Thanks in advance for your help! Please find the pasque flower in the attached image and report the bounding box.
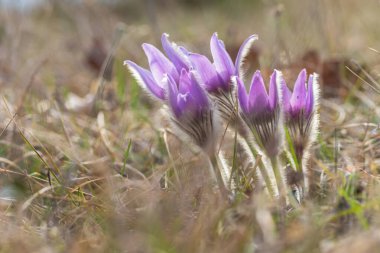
[186,33,276,196]
[124,34,230,199]
[173,33,243,130]
[282,69,319,161]
[281,69,320,193]
[125,33,218,151]
[124,34,190,100]
[165,68,227,198]
[189,33,278,197]
[188,33,235,94]
[165,69,218,153]
[237,70,282,158]
[236,70,287,200]
[282,69,317,119]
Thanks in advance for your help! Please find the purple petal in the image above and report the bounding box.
[268,70,279,111]
[161,33,190,72]
[305,74,314,118]
[281,75,292,114]
[124,60,165,100]
[179,46,190,55]
[248,70,269,115]
[210,33,235,85]
[189,53,221,92]
[176,69,209,117]
[189,70,209,110]
[178,69,192,94]
[290,69,307,115]
[236,76,249,115]
[142,43,179,83]
[234,34,259,78]
[176,92,193,118]
[166,74,181,118]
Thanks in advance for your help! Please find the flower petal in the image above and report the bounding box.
[235,76,249,115]
[305,74,316,118]
[176,92,193,118]
[290,69,307,115]
[268,70,279,111]
[234,34,258,78]
[178,69,192,94]
[124,60,165,100]
[210,33,235,84]
[248,70,269,115]
[179,46,190,55]
[189,70,209,110]
[166,74,181,118]
[281,75,292,115]
[189,53,221,92]
[142,43,179,83]
[161,33,190,72]
[176,69,208,118]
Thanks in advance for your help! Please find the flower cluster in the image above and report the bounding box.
[125,34,229,154]
[124,33,320,202]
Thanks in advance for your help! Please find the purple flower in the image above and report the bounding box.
[281,69,320,194]
[124,34,191,100]
[188,34,259,133]
[237,70,279,118]
[167,69,210,119]
[188,33,235,93]
[281,69,319,157]
[124,34,222,153]
[184,33,243,130]
[236,70,283,157]
[282,69,317,120]
[164,69,218,153]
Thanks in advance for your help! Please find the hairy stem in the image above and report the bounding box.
[299,160,307,198]
[245,140,276,198]
[270,157,287,206]
[209,154,229,201]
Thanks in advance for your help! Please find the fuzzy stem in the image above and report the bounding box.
[301,155,314,200]
[299,160,307,198]
[295,149,308,199]
[209,154,229,201]
[270,157,287,206]
[245,140,276,198]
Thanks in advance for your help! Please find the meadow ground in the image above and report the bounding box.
[0,1,380,252]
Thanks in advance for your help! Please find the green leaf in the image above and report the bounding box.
[285,126,300,171]
[121,139,132,176]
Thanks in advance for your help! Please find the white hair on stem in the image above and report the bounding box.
[239,134,278,197]
[217,152,235,191]
[301,73,321,193]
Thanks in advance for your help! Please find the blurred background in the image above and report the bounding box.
[1,1,380,252]
[1,0,379,99]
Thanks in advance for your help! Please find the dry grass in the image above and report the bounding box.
[0,1,380,252]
